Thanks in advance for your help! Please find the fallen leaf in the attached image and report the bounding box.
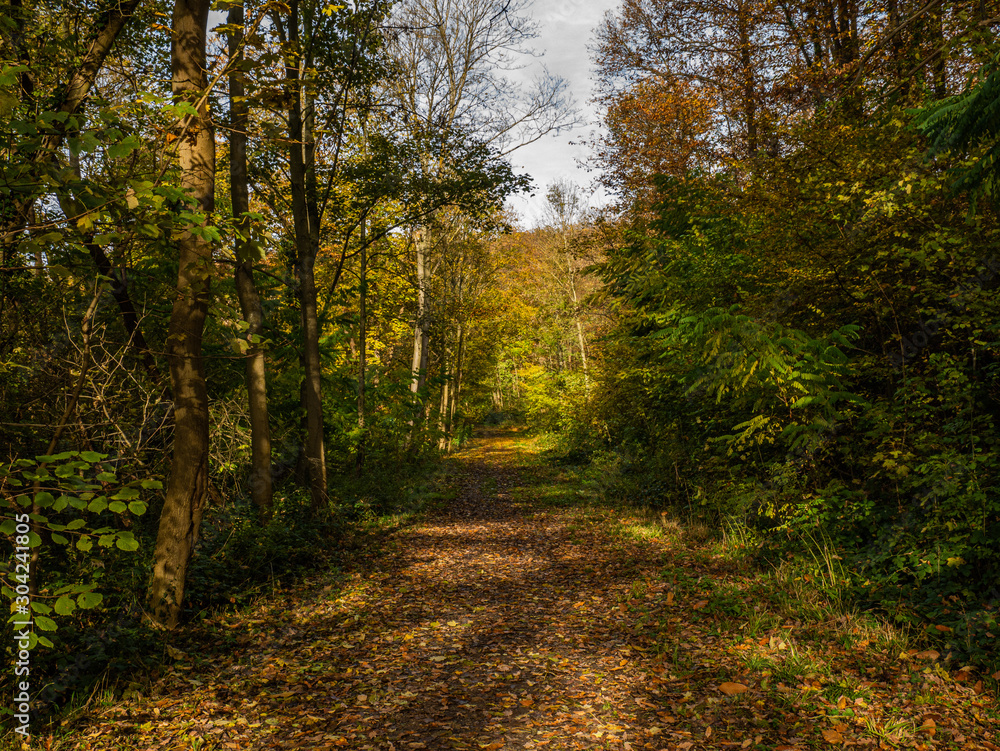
[720,682,749,696]
[822,728,844,744]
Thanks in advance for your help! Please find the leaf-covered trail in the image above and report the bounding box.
[68,430,999,750]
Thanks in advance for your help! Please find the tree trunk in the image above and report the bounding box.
[410,228,430,395]
[736,2,759,155]
[449,321,465,451]
[285,0,326,512]
[229,4,272,518]
[565,241,589,391]
[147,0,215,630]
[356,217,367,477]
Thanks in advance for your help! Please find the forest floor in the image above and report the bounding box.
[58,429,999,751]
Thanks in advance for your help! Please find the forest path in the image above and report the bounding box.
[68,429,998,750]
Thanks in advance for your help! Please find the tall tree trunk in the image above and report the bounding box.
[285,0,326,512]
[408,228,431,447]
[927,0,947,99]
[147,0,215,630]
[410,228,430,396]
[887,0,910,98]
[356,218,367,477]
[449,321,465,451]
[438,342,449,450]
[564,240,589,391]
[229,4,272,518]
[737,2,759,155]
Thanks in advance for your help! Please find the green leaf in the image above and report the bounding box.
[88,496,108,513]
[66,518,87,530]
[51,533,69,545]
[37,636,53,648]
[35,451,75,463]
[53,495,71,511]
[107,135,141,159]
[55,596,77,616]
[128,501,148,516]
[77,536,93,552]
[35,616,57,632]
[77,591,103,609]
[115,536,140,552]
[111,487,140,500]
[98,534,116,547]
[0,520,14,535]
[33,491,55,507]
[79,451,107,463]
[30,601,52,614]
[108,501,127,513]
[96,472,117,482]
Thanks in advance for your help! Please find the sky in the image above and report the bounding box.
[503,0,622,228]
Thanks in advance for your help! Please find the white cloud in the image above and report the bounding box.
[504,0,620,228]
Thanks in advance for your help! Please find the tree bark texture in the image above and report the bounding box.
[229,4,273,518]
[284,0,327,512]
[147,0,215,630]
[356,219,367,477]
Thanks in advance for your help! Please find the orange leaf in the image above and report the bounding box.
[666,591,674,606]
[822,728,844,744]
[719,682,748,696]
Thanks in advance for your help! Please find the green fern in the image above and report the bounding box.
[916,53,1000,200]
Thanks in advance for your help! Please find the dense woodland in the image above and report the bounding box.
[2,0,1000,727]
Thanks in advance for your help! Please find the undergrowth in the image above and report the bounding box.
[526,431,1000,682]
[0,455,456,734]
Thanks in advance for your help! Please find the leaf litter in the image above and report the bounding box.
[62,430,999,750]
